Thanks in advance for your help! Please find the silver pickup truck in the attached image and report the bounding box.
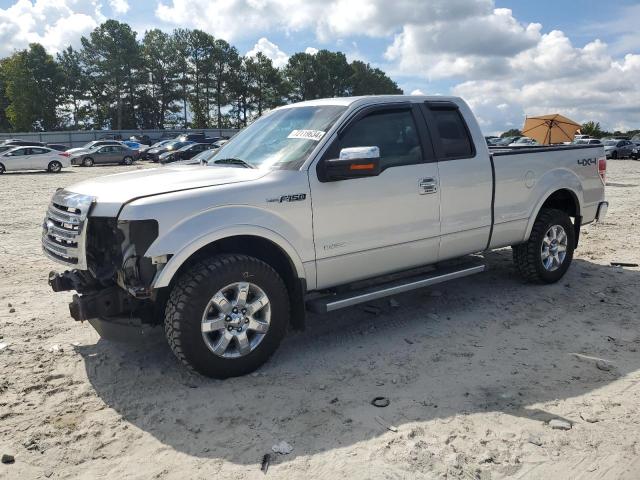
[43,95,608,378]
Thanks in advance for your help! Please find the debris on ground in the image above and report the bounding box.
[610,262,639,267]
[596,360,613,372]
[47,344,63,353]
[271,441,293,455]
[1,454,15,464]
[549,419,572,430]
[0,342,7,351]
[374,416,398,432]
[260,453,271,474]
[371,396,390,408]
[528,435,543,446]
[363,305,381,315]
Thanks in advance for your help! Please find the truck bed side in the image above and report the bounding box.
[489,145,605,248]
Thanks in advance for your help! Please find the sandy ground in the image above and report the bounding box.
[1,160,639,480]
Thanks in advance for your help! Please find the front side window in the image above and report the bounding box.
[337,109,423,169]
[430,108,474,159]
[207,105,347,170]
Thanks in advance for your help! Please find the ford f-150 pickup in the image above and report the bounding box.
[43,95,608,378]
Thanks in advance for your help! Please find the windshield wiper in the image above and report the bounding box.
[212,158,256,169]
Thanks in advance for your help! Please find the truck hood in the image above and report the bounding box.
[67,165,269,216]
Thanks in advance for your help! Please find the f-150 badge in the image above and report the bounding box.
[267,194,307,203]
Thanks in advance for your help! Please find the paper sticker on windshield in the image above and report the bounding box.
[288,129,325,141]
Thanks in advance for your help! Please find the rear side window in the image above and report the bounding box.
[429,107,474,159]
[30,148,48,155]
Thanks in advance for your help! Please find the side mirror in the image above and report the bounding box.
[320,146,382,182]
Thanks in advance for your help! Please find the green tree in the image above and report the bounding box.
[56,46,90,128]
[245,52,284,117]
[580,121,604,138]
[500,128,522,138]
[210,39,240,127]
[313,50,352,98]
[141,29,182,129]
[3,43,61,131]
[283,52,316,102]
[172,28,192,128]
[81,20,144,129]
[348,60,402,95]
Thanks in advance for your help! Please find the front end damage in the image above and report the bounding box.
[44,190,165,340]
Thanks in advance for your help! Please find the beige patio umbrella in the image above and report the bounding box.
[522,114,581,145]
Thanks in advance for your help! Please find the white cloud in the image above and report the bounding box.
[0,0,101,56]
[305,47,318,55]
[410,89,425,95]
[109,0,130,15]
[246,37,289,68]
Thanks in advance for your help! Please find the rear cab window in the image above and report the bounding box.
[422,102,475,160]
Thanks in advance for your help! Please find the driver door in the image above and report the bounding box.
[309,103,441,289]
[4,148,32,170]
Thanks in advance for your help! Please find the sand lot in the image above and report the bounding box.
[1,160,639,480]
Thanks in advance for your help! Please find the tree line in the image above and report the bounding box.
[0,20,402,133]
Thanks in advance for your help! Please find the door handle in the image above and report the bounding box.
[419,178,438,194]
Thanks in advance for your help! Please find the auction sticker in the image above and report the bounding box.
[287,129,325,141]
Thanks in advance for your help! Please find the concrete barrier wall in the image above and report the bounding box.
[0,128,240,148]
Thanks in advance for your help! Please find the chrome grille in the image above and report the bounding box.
[42,190,95,269]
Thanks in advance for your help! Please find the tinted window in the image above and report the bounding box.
[9,148,27,156]
[430,108,474,159]
[338,109,423,169]
[30,148,49,155]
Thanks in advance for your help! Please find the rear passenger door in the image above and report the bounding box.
[421,101,493,261]
[29,147,51,169]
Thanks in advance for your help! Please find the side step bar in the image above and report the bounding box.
[306,263,486,314]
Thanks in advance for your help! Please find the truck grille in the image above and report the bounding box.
[42,190,95,269]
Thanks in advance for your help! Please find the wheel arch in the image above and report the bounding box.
[151,229,307,330]
[524,187,582,245]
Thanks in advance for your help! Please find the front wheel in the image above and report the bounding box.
[610,151,618,160]
[512,208,575,284]
[48,161,62,173]
[164,254,290,378]
[82,157,94,167]
[122,156,133,165]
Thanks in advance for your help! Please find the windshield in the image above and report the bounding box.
[207,105,347,169]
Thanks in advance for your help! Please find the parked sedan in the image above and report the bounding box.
[70,144,137,167]
[603,139,635,159]
[0,146,70,174]
[159,143,213,164]
[631,142,640,160]
[145,140,194,162]
[508,137,539,147]
[66,140,123,156]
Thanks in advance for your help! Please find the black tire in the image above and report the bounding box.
[48,161,62,173]
[82,157,94,167]
[0,163,5,174]
[165,254,290,378]
[611,151,618,160]
[122,156,133,165]
[512,208,575,284]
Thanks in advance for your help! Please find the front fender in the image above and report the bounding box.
[522,168,583,242]
[140,205,309,289]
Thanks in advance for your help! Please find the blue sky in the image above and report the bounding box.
[1,0,639,133]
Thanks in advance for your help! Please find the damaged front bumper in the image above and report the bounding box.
[49,270,158,342]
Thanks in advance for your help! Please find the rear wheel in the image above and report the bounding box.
[611,151,618,160]
[0,163,5,174]
[82,157,94,167]
[122,156,133,165]
[164,254,289,378]
[512,208,575,284]
[47,161,62,173]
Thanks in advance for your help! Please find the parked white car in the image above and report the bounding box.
[508,137,539,147]
[0,146,71,174]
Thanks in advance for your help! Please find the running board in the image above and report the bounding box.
[306,263,486,314]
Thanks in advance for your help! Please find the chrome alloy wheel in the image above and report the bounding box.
[541,225,568,272]
[201,282,271,358]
